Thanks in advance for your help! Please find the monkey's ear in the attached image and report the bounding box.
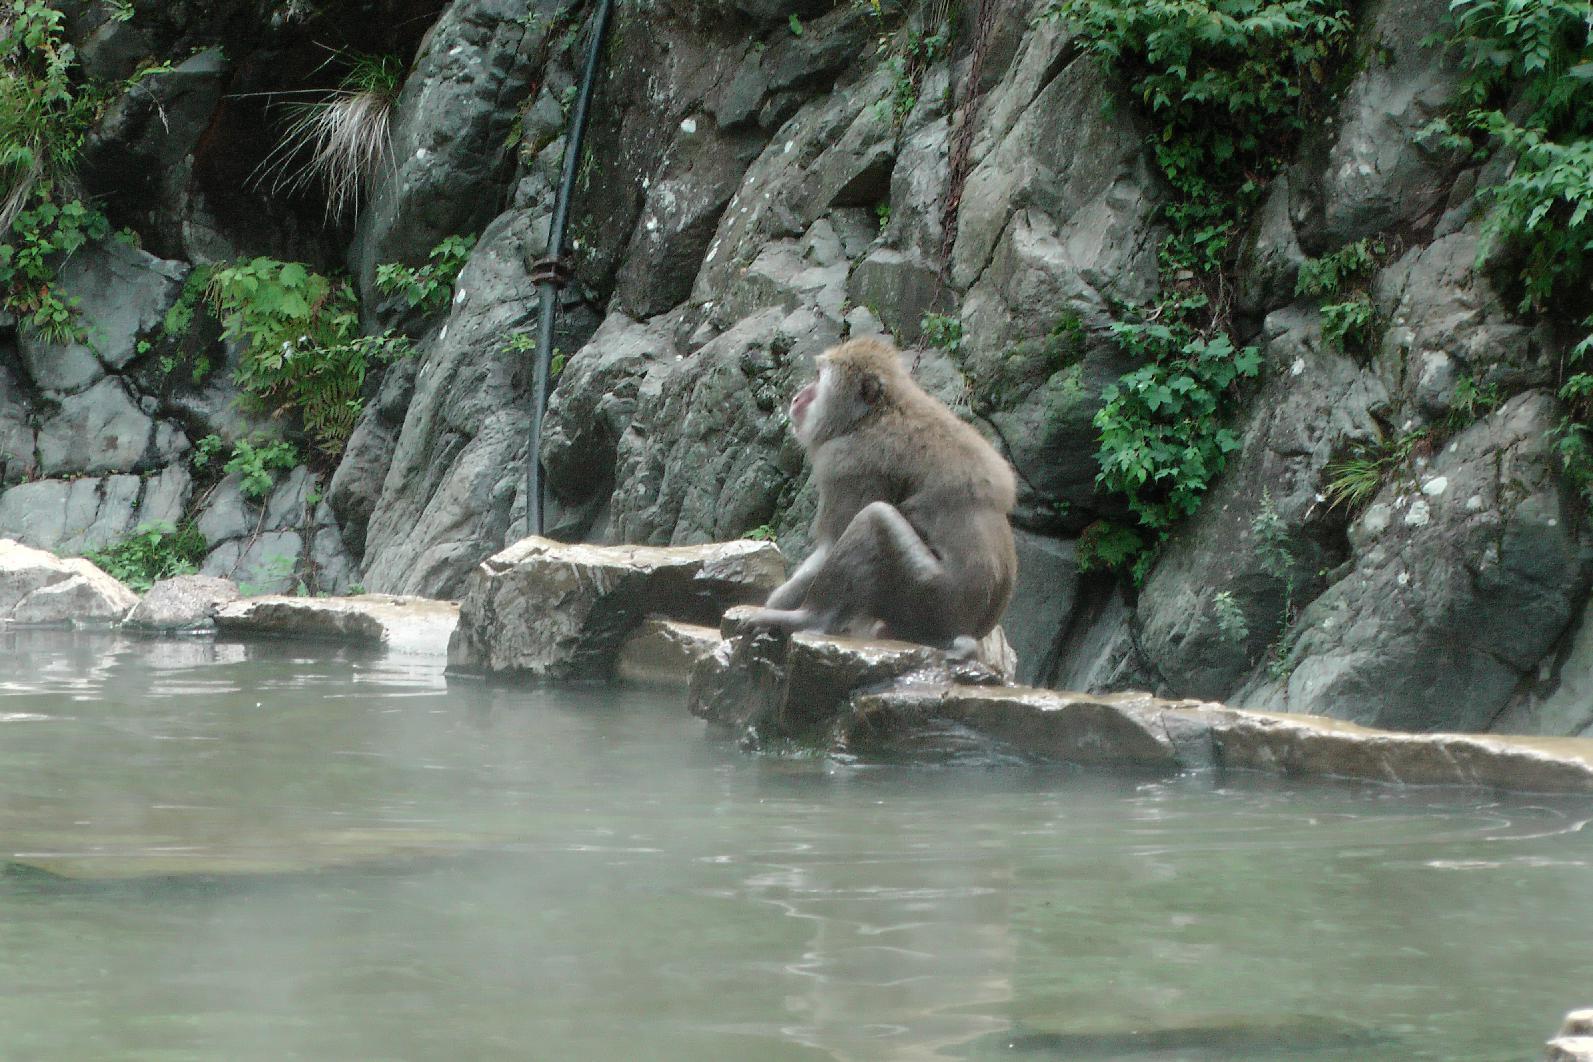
[859,373,883,405]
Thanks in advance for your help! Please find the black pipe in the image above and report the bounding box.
[526,0,615,537]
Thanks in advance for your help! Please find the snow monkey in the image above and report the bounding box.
[744,337,1018,650]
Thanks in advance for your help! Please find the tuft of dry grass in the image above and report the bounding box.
[250,51,402,219]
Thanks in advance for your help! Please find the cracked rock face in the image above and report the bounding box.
[6,0,1589,740]
[1237,393,1590,732]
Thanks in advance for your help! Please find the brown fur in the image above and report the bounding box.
[751,338,1018,646]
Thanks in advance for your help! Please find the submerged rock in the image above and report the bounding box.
[0,538,138,626]
[447,537,784,680]
[215,594,459,655]
[124,575,240,631]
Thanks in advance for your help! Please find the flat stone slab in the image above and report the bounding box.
[214,594,459,655]
[449,536,784,680]
[616,619,721,687]
[838,684,1593,794]
[0,537,137,626]
[842,686,1199,768]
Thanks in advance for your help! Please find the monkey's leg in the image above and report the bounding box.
[763,544,830,610]
[792,501,945,634]
[743,504,943,635]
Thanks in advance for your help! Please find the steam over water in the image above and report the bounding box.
[1,630,1590,1060]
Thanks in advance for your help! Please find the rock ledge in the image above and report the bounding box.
[215,594,459,655]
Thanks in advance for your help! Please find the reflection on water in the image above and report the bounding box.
[0,629,1590,1061]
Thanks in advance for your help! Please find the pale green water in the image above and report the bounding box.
[0,630,1590,1061]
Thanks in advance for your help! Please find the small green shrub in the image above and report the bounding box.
[1047,311,1086,364]
[375,234,476,315]
[1295,238,1383,298]
[919,312,962,355]
[1092,312,1260,533]
[1322,429,1429,513]
[207,257,410,453]
[191,433,225,470]
[1450,373,1502,422]
[1319,293,1375,352]
[224,437,299,499]
[0,2,98,227]
[1211,590,1249,645]
[1297,239,1385,353]
[502,330,536,355]
[0,3,115,340]
[0,196,108,341]
[84,522,208,592]
[1076,520,1145,577]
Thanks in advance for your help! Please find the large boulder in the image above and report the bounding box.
[447,537,785,679]
[0,361,34,485]
[79,49,230,258]
[0,539,138,625]
[124,574,240,631]
[195,466,354,596]
[34,377,187,476]
[606,308,831,545]
[1306,0,1466,248]
[615,619,723,687]
[839,684,1593,792]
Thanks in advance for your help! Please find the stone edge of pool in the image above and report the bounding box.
[8,534,1593,796]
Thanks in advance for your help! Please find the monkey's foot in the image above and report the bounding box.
[945,635,980,662]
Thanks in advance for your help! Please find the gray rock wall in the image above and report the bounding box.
[6,0,1590,734]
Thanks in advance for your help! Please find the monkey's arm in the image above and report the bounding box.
[763,542,830,610]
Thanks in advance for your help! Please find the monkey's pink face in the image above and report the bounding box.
[790,364,830,448]
[790,381,817,429]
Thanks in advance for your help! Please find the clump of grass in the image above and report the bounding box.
[251,50,403,218]
[1322,430,1430,513]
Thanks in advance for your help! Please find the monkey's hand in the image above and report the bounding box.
[736,606,819,634]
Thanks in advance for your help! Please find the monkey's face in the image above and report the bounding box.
[793,377,821,449]
[792,357,881,449]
